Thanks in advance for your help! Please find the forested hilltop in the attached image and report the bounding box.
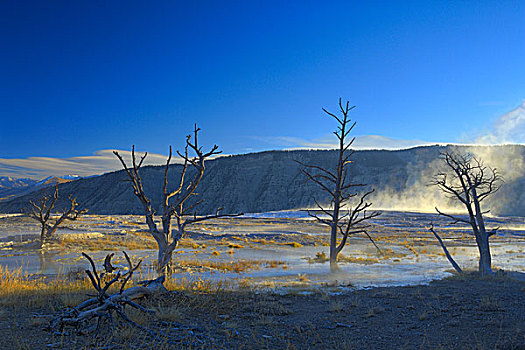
[1,145,524,216]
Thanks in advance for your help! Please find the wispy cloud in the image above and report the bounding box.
[252,135,435,151]
[0,149,173,180]
[475,101,525,145]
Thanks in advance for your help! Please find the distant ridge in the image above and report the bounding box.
[0,145,523,216]
[0,175,81,202]
[36,176,78,186]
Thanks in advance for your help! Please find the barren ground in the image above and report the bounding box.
[0,275,524,349]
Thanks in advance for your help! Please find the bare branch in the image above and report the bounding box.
[435,207,471,225]
[429,224,463,274]
[301,169,336,197]
[294,159,337,181]
[183,212,243,228]
[307,210,333,227]
[120,251,142,294]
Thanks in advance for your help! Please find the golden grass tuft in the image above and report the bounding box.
[284,242,303,248]
[307,251,328,263]
[228,243,245,249]
[297,274,309,282]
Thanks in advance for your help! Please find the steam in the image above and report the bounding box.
[476,101,525,145]
[469,146,524,182]
[366,102,525,214]
[369,155,464,214]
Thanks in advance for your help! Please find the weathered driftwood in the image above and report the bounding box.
[297,99,381,272]
[28,184,87,248]
[50,251,166,337]
[114,124,242,276]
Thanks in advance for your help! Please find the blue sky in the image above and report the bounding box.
[1,1,524,165]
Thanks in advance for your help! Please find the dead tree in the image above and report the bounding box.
[28,184,86,248]
[50,251,166,338]
[432,151,502,276]
[298,99,380,272]
[114,124,242,276]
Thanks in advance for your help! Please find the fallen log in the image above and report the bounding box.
[49,251,167,337]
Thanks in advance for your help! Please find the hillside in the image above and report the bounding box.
[0,177,37,201]
[0,145,524,216]
[0,175,78,203]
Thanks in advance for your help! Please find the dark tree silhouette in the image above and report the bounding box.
[432,151,502,276]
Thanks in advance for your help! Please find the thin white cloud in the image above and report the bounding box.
[0,149,174,180]
[254,135,435,151]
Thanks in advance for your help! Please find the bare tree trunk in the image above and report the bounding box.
[478,233,492,276]
[40,226,48,246]
[157,242,170,276]
[156,234,178,276]
[472,186,493,276]
[329,240,338,272]
[329,208,339,272]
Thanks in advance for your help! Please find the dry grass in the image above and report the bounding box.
[283,242,303,248]
[0,265,92,308]
[297,274,309,282]
[227,243,244,249]
[338,255,380,264]
[60,234,156,251]
[0,264,246,313]
[174,258,286,273]
[307,251,329,263]
[60,233,210,253]
[251,238,278,245]
[0,261,522,350]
